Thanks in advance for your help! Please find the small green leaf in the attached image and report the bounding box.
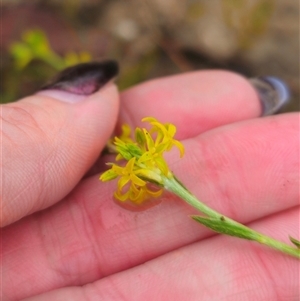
[289,236,300,249]
[23,29,51,56]
[191,215,256,241]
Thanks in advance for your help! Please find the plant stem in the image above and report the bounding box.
[162,175,300,259]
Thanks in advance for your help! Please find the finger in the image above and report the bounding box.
[119,71,289,139]
[1,61,119,226]
[88,72,288,176]
[2,114,299,300]
[170,112,300,222]
[22,208,299,301]
[87,71,267,177]
[90,208,298,301]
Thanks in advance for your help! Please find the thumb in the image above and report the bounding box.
[1,61,119,227]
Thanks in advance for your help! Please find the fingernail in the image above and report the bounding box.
[41,60,119,95]
[249,76,290,116]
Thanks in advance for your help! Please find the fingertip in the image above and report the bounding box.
[72,83,120,150]
[120,70,262,139]
[249,76,291,116]
[2,83,119,226]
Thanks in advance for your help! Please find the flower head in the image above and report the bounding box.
[100,117,184,204]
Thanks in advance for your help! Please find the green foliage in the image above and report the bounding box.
[191,215,257,240]
[2,29,92,103]
[290,236,300,249]
[9,29,91,70]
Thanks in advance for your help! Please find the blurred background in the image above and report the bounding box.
[1,0,299,112]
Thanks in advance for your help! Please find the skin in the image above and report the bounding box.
[1,71,299,301]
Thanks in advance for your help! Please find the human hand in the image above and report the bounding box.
[2,63,299,300]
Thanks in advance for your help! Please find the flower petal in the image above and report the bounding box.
[99,169,118,181]
[146,187,163,198]
[131,173,146,186]
[117,176,130,190]
[172,140,185,157]
[114,190,130,202]
[143,129,155,150]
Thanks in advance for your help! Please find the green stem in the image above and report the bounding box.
[162,175,300,259]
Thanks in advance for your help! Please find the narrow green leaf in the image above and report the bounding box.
[289,236,300,249]
[191,215,256,241]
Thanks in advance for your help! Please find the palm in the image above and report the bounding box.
[3,72,299,301]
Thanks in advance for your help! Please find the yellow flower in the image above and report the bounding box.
[142,117,185,157]
[116,158,144,184]
[101,157,163,203]
[106,124,135,154]
[100,117,184,205]
[119,124,134,143]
